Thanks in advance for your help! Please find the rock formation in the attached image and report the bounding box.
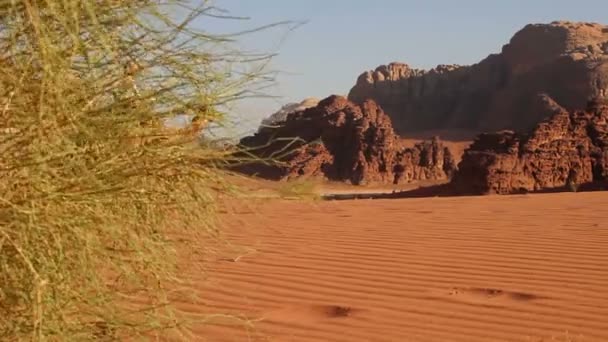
[238,95,456,185]
[451,97,608,194]
[258,97,320,133]
[348,21,608,134]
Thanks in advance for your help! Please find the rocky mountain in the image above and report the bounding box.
[238,95,456,185]
[451,97,608,194]
[348,21,608,134]
[258,97,319,133]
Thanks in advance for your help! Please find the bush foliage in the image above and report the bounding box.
[0,0,277,339]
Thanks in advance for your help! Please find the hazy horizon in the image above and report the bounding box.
[197,0,608,137]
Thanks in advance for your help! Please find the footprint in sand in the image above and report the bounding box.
[443,287,542,307]
[262,304,360,323]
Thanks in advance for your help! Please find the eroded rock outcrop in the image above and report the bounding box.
[348,21,608,134]
[258,97,320,133]
[451,98,608,194]
[238,95,456,185]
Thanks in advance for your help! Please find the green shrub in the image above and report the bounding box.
[0,1,280,339]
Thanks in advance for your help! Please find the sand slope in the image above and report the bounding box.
[189,192,608,341]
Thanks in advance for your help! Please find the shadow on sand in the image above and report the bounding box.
[322,184,457,200]
[322,182,607,201]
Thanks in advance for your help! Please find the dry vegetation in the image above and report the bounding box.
[0,0,283,340]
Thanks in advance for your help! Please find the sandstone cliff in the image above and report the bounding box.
[348,21,608,134]
[238,96,456,185]
[451,98,608,194]
[258,97,320,133]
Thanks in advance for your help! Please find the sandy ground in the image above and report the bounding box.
[181,191,608,341]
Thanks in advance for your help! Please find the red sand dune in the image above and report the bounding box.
[182,192,608,341]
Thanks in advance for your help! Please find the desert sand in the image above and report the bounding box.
[184,191,608,341]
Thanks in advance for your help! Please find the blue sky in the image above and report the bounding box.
[198,0,608,136]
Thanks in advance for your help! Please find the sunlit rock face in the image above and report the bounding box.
[348,21,608,134]
[258,98,320,133]
[239,95,456,185]
[452,98,608,194]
